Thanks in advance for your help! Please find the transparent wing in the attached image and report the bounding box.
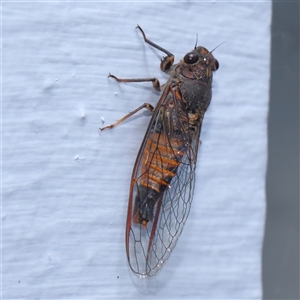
[125,84,202,278]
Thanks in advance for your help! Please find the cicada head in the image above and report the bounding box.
[177,46,219,84]
[184,46,219,71]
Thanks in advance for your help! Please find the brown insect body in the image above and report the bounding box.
[134,46,217,227]
[102,27,219,278]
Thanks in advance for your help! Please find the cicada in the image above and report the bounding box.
[101,25,219,278]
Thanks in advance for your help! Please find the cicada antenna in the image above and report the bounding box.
[194,33,198,49]
[210,41,227,53]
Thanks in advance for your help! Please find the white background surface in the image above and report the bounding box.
[2,2,271,299]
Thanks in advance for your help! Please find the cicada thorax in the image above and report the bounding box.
[175,46,218,114]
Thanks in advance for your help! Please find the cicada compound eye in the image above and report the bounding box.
[184,52,199,64]
[214,59,219,70]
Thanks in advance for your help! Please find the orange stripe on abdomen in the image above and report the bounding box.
[139,133,185,192]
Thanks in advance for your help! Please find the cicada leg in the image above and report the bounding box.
[101,24,175,132]
[108,73,161,91]
[101,71,167,131]
[136,25,174,72]
[100,101,154,131]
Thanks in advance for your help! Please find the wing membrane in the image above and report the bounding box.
[126,84,202,277]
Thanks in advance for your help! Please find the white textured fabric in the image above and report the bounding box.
[3,2,271,299]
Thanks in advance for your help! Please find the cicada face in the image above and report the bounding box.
[184,46,219,70]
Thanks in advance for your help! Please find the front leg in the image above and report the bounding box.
[136,25,175,72]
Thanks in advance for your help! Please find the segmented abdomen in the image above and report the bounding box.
[141,133,185,191]
[133,131,187,225]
